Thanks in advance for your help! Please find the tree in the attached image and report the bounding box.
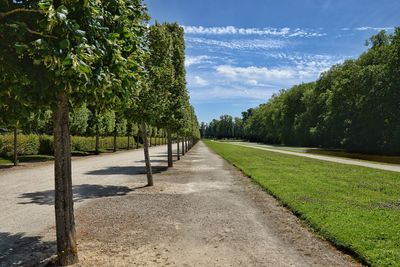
[0,1,148,264]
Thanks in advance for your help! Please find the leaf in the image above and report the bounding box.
[56,5,69,21]
[14,43,29,54]
[59,39,70,49]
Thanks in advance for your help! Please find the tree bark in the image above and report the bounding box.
[113,128,117,152]
[167,129,173,167]
[176,136,180,160]
[141,122,153,186]
[95,130,100,155]
[181,137,185,156]
[127,135,130,150]
[53,92,78,266]
[136,134,140,149]
[13,127,18,166]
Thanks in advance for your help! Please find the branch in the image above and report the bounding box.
[0,8,43,20]
[26,28,58,39]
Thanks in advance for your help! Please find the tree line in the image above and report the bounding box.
[202,29,400,155]
[0,0,199,265]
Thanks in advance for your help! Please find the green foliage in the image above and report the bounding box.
[205,141,400,266]
[0,134,40,156]
[0,134,137,156]
[70,103,89,135]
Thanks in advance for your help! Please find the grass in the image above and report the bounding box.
[0,154,54,165]
[204,140,400,266]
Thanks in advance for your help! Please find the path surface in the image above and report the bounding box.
[226,141,400,173]
[0,144,176,266]
[73,141,357,266]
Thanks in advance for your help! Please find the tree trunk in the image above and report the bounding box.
[113,128,117,152]
[127,135,131,150]
[141,122,153,186]
[13,127,18,166]
[95,131,100,155]
[136,134,140,149]
[181,137,185,156]
[167,129,173,167]
[53,92,79,266]
[177,136,180,160]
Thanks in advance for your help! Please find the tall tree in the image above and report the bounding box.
[0,1,148,264]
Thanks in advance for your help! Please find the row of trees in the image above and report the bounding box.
[203,29,400,155]
[0,0,199,265]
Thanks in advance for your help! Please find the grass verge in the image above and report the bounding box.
[204,140,400,266]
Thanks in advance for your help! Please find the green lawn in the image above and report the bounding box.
[204,140,400,266]
[0,155,54,165]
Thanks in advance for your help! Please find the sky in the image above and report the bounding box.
[144,0,400,123]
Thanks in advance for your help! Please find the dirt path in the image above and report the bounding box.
[74,141,358,266]
[226,141,400,173]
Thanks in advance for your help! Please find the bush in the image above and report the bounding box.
[71,136,96,152]
[0,134,136,157]
[39,135,54,154]
[0,134,40,156]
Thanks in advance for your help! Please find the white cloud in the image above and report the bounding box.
[190,87,274,102]
[216,65,295,81]
[354,26,394,31]
[192,76,209,86]
[185,55,213,67]
[186,37,286,50]
[182,25,326,38]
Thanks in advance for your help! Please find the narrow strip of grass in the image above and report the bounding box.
[204,140,400,266]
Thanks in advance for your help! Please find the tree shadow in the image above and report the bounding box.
[18,184,134,206]
[0,232,56,267]
[138,159,168,164]
[85,166,168,176]
[0,165,13,170]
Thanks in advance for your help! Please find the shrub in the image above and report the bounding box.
[39,135,54,154]
[71,136,96,152]
[0,134,40,156]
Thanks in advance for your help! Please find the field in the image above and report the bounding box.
[204,140,400,266]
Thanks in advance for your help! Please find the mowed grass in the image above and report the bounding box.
[204,140,400,266]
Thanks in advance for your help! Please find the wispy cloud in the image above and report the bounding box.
[189,75,209,87]
[186,37,286,50]
[342,26,395,31]
[355,26,394,31]
[190,87,274,102]
[216,65,295,81]
[182,25,327,37]
[185,55,213,67]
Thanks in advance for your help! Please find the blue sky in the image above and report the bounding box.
[144,0,400,123]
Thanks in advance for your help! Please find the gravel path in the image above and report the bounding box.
[226,141,400,173]
[73,141,358,266]
[0,145,175,267]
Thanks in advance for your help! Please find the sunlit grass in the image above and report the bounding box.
[205,140,400,266]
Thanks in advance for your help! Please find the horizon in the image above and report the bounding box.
[145,0,400,123]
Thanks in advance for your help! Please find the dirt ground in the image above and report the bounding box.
[71,142,359,267]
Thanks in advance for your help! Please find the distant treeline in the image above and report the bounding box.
[201,29,400,155]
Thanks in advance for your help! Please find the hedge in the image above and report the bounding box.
[0,134,40,156]
[0,134,139,156]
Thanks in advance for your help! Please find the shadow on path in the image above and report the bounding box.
[0,232,55,267]
[18,184,134,206]
[85,166,168,176]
